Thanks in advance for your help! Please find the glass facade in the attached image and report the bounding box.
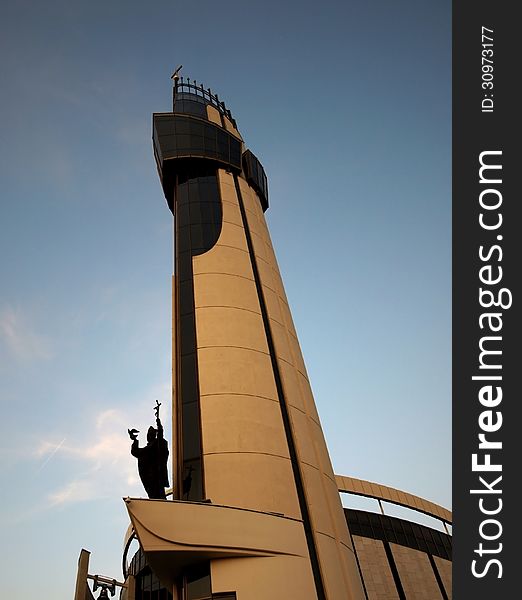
[242,150,269,211]
[174,92,209,119]
[172,80,236,126]
[175,167,223,501]
[129,551,236,600]
[129,550,173,600]
[345,509,452,561]
[184,563,211,600]
[153,116,242,171]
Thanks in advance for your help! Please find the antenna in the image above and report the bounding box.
[171,65,183,110]
[171,65,183,81]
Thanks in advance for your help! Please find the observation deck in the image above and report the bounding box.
[153,77,268,214]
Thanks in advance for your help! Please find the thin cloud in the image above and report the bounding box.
[37,437,66,472]
[48,479,98,507]
[38,399,170,507]
[0,306,53,362]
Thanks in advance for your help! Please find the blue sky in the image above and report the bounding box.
[0,0,450,597]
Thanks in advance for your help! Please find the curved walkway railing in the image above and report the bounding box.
[173,77,236,126]
[335,474,452,526]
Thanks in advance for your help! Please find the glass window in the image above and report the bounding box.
[178,226,191,253]
[175,169,222,503]
[176,100,207,118]
[182,458,202,501]
[177,251,192,282]
[179,280,194,316]
[242,149,269,210]
[180,314,196,355]
[159,135,178,153]
[185,563,211,600]
[182,402,201,461]
[181,353,197,405]
[190,121,205,137]
[174,119,191,135]
[177,134,192,150]
[190,223,203,247]
[178,202,190,224]
[155,117,176,136]
[189,199,202,223]
[201,224,216,247]
[190,136,205,154]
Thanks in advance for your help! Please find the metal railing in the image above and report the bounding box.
[173,77,237,127]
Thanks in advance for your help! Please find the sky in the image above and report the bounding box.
[0,1,450,598]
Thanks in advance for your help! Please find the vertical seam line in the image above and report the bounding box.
[383,541,407,600]
[428,553,449,600]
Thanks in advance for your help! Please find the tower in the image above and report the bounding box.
[73,74,452,600]
[121,75,366,600]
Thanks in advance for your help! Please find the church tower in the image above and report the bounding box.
[121,74,366,600]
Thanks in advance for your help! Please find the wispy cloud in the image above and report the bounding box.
[48,479,99,506]
[0,306,53,362]
[37,394,170,508]
[37,438,66,472]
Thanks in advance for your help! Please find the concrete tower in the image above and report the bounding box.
[123,76,366,600]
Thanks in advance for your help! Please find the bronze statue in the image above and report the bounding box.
[129,400,169,500]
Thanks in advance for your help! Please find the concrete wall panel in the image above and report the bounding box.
[277,358,306,412]
[317,533,362,600]
[195,305,268,354]
[193,272,260,313]
[352,536,400,600]
[211,555,317,600]
[200,393,289,458]
[391,544,443,600]
[198,346,278,401]
[204,452,301,518]
[193,244,254,280]
[434,556,452,599]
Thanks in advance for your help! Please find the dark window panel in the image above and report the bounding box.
[189,120,205,137]
[174,120,191,135]
[190,224,204,250]
[359,525,373,538]
[180,354,198,405]
[182,458,202,500]
[155,118,176,135]
[177,252,192,282]
[196,201,213,224]
[190,136,205,154]
[344,508,452,560]
[182,402,201,460]
[179,280,194,316]
[185,562,211,600]
[189,200,203,224]
[177,202,190,226]
[177,134,192,149]
[204,124,216,139]
[158,135,177,153]
[180,314,196,355]
[177,183,189,205]
[178,226,191,254]
[154,115,242,171]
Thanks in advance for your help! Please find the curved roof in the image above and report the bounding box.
[335,474,452,525]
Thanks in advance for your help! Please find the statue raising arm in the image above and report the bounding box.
[154,400,164,440]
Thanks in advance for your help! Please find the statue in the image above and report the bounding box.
[129,400,169,500]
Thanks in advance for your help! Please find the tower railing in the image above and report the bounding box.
[173,77,237,127]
